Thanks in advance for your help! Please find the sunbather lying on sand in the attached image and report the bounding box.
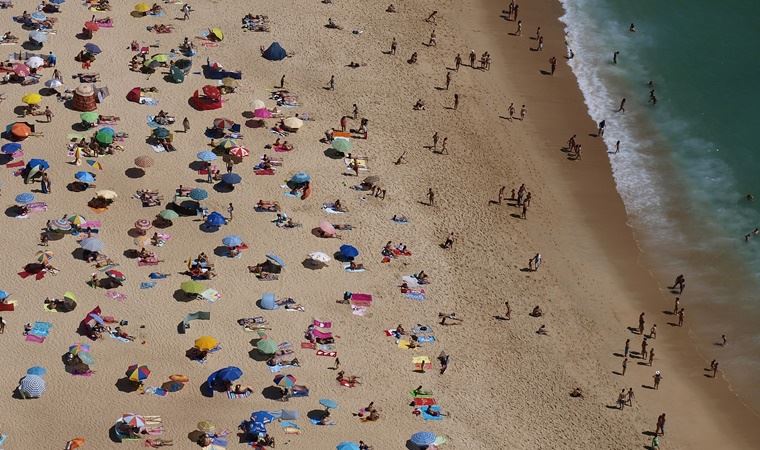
[256,200,281,211]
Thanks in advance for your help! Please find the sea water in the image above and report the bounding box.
[559,0,760,411]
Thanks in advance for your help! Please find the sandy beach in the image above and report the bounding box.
[0,0,758,448]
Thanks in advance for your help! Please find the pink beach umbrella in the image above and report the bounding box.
[253,108,273,119]
[134,219,152,231]
[229,146,250,158]
[319,220,335,236]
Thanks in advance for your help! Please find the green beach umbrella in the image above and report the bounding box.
[180,280,206,295]
[159,210,179,220]
[95,130,113,145]
[332,138,352,154]
[256,339,278,354]
[80,112,98,124]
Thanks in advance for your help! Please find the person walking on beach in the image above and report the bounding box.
[537,36,544,51]
[535,26,541,41]
[673,297,680,314]
[181,3,191,20]
[280,74,286,88]
[0,316,5,334]
[677,308,685,327]
[641,338,648,360]
[390,37,397,55]
[445,71,452,90]
[440,137,448,154]
[626,388,635,406]
[453,93,459,110]
[721,334,727,346]
[670,274,685,293]
[352,104,359,120]
[226,159,234,174]
[432,132,439,150]
[328,75,335,91]
[549,56,557,75]
[711,360,719,378]
[520,105,527,120]
[613,50,619,64]
[615,140,621,153]
[227,203,234,221]
[617,97,626,112]
[40,172,51,194]
[617,389,627,409]
[504,301,511,320]
[427,188,435,206]
[653,371,662,390]
[454,53,462,70]
[182,117,190,133]
[516,20,522,36]
[638,312,645,334]
[44,106,53,123]
[498,186,506,204]
[442,232,454,249]
[655,413,666,435]
[648,348,655,366]
[428,30,437,47]
[532,253,542,271]
[649,324,657,339]
[621,357,628,376]
[507,103,515,120]
[624,338,630,357]
[438,352,449,374]
[469,50,476,67]
[597,120,606,137]
[521,203,528,219]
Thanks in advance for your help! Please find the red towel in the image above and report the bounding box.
[313,320,332,328]
[0,303,14,311]
[6,160,24,168]
[300,342,316,349]
[413,398,437,406]
[254,169,275,175]
[315,350,336,357]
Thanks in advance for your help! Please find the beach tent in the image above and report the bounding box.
[190,85,222,111]
[262,42,287,61]
[72,85,97,111]
[126,87,142,103]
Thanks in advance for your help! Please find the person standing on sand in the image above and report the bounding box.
[440,137,448,154]
[537,36,544,51]
[655,413,666,435]
[615,140,620,153]
[227,203,234,221]
[280,75,285,88]
[649,324,657,339]
[226,159,233,174]
[390,37,397,55]
[504,301,511,320]
[549,57,557,75]
[427,188,435,206]
[182,117,190,133]
[638,312,645,334]
[353,104,359,120]
[626,388,635,406]
[445,71,452,90]
[516,20,522,36]
[328,75,335,91]
[617,389,626,409]
[453,93,459,110]
[621,357,628,376]
[711,360,719,378]
[469,50,476,67]
[454,53,462,70]
[521,203,528,219]
[721,334,727,346]
[653,371,662,390]
[624,338,630,357]
[498,186,506,204]
[648,348,655,366]
[641,338,648,360]
[0,316,5,334]
[535,26,541,41]
[673,297,680,314]
[432,132,439,150]
[617,97,626,112]
[442,232,454,249]
[613,50,619,64]
[507,103,515,120]
[428,30,437,47]
[513,3,519,20]
[44,106,53,123]
[677,308,685,327]
[597,120,606,137]
[520,105,527,120]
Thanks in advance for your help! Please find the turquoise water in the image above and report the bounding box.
[560,1,760,410]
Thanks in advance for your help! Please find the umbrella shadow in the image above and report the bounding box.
[323,148,343,159]
[4,206,22,218]
[70,122,90,132]
[123,249,139,259]
[212,182,234,193]
[187,430,205,444]
[188,161,206,171]
[173,289,194,303]
[332,252,352,263]
[248,349,272,363]
[125,167,145,179]
[115,377,140,393]
[307,409,328,421]
[0,154,12,165]
[70,248,87,261]
[245,119,265,129]
[301,259,325,270]
[199,223,220,233]
[127,228,145,238]
[261,385,285,400]
[12,106,27,117]
[153,217,172,229]
[213,246,229,257]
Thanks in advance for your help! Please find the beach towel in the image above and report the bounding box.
[312,329,332,339]
[413,397,437,406]
[280,421,302,434]
[268,364,297,373]
[315,350,336,357]
[149,144,166,153]
[27,202,48,212]
[81,220,102,229]
[404,291,426,301]
[0,302,14,311]
[351,305,368,316]
[418,405,445,421]
[254,168,275,175]
[6,160,24,168]
[300,342,316,349]
[317,344,336,352]
[417,335,436,343]
[30,321,52,337]
[145,387,168,397]
[313,319,331,328]
[398,339,414,349]
[105,291,127,303]
[409,390,434,398]
[321,205,345,214]
[140,97,159,106]
[108,332,131,343]
[401,276,421,288]
[343,264,365,273]
[25,334,45,343]
[309,418,334,426]
[227,390,251,399]
[98,263,119,272]
[199,288,221,303]
[140,281,157,289]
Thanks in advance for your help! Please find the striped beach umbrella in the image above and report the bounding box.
[69,343,91,355]
[48,218,72,232]
[229,146,250,158]
[121,413,145,428]
[80,237,104,252]
[273,374,296,388]
[19,375,46,397]
[125,365,150,382]
[68,215,87,226]
[134,219,152,231]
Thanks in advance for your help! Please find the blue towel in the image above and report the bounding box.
[280,421,299,429]
[140,281,156,289]
[419,405,444,421]
[404,291,426,301]
[30,322,52,337]
[417,335,436,343]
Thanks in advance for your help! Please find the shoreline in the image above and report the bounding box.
[469,0,760,446]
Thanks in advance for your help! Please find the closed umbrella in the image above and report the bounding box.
[134,156,154,168]
[80,112,98,124]
[339,244,359,259]
[125,364,150,382]
[332,137,352,153]
[122,414,145,429]
[22,93,42,105]
[309,252,331,264]
[273,374,296,388]
[290,172,310,184]
[26,366,47,376]
[283,117,303,130]
[319,398,338,410]
[15,192,35,204]
[134,219,152,230]
[26,57,45,69]
[221,173,241,185]
[80,237,104,252]
[1,142,21,154]
[180,280,207,294]
[229,146,249,158]
[252,99,266,110]
[257,339,278,354]
[206,212,226,227]
[222,235,242,247]
[212,118,235,130]
[194,336,219,351]
[45,79,62,89]
[410,432,437,447]
[83,43,101,55]
[96,190,117,200]
[189,188,208,201]
[19,375,46,397]
[197,151,217,162]
[74,171,95,183]
[158,209,178,220]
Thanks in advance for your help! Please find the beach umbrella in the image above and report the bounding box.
[180,280,207,295]
[250,411,275,424]
[266,254,285,268]
[87,160,104,170]
[48,218,72,232]
[35,250,53,264]
[290,172,311,184]
[158,209,179,220]
[196,421,215,433]
[319,220,335,236]
[80,237,104,252]
[125,365,150,382]
[253,108,272,119]
[229,146,250,158]
[161,380,184,392]
[273,374,296,388]
[151,53,169,63]
[169,65,184,83]
[134,219,152,231]
[83,43,101,55]
[67,214,86,226]
[13,63,31,77]
[105,269,126,283]
[26,366,47,376]
[252,99,266,110]
[134,156,154,168]
[80,112,98,124]
[210,366,243,383]
[26,57,45,69]
[22,93,42,105]
[19,375,46,397]
[98,126,115,136]
[189,188,208,201]
[121,413,146,429]
[363,175,380,185]
[319,398,338,410]
[214,138,236,149]
[84,21,99,32]
[133,235,150,247]
[222,77,239,88]
[221,173,241,185]
[11,122,32,138]
[28,31,47,44]
[283,117,303,130]
[309,252,331,264]
[1,142,21,154]
[45,79,62,89]
[67,438,85,450]
[152,127,170,139]
[77,352,94,365]
[337,442,360,450]
[196,151,217,162]
[50,0,66,3]
[194,336,219,351]
[15,192,35,204]
[202,85,222,100]
[95,130,113,145]
[96,190,117,200]
[134,2,150,12]
[256,339,278,354]
[339,244,359,259]
[69,343,90,355]
[332,137,352,154]
[209,27,224,41]
[0,291,9,301]
[206,212,226,227]
[143,59,160,71]
[74,171,95,183]
[31,12,47,21]
[222,235,242,247]
[212,118,235,130]
[410,432,437,447]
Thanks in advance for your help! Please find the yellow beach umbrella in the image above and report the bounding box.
[151,54,169,63]
[210,28,224,41]
[22,93,42,105]
[134,3,150,12]
[194,336,219,351]
[96,189,117,200]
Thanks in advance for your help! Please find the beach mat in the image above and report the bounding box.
[227,390,251,399]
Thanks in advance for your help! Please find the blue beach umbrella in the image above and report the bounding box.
[221,173,241,185]
[207,366,243,386]
[31,12,47,21]
[27,159,49,170]
[80,237,104,252]
[74,171,96,183]
[290,172,310,184]
[337,443,360,450]
[28,31,47,43]
[78,352,94,365]
[83,43,101,54]
[246,421,267,435]
[15,192,35,204]
[410,432,436,447]
[205,212,226,227]
[197,151,216,162]
[19,375,46,397]
[266,254,285,268]
[152,127,170,138]
[98,127,114,136]
[339,244,359,259]
[26,366,46,376]
[250,411,275,424]
[189,188,208,201]
[260,292,276,310]
[1,142,21,154]
[50,0,65,4]
[0,290,9,300]
[319,398,338,410]
[222,235,242,247]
